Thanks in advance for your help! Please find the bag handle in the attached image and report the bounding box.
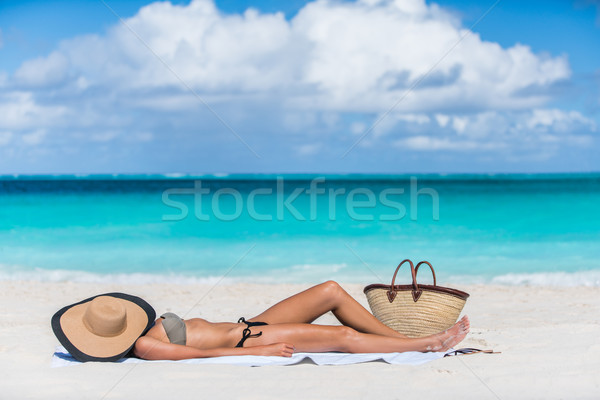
[387,259,422,303]
[414,261,437,286]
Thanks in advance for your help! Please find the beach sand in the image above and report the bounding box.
[0,280,598,399]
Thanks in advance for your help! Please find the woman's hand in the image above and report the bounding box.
[255,343,295,357]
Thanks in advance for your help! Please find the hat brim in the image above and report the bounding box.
[52,293,156,362]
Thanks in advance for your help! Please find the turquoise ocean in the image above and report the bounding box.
[1,173,599,286]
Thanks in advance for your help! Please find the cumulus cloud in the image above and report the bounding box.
[434,114,450,128]
[13,52,70,88]
[7,0,571,109]
[371,112,431,137]
[393,109,595,154]
[0,0,596,172]
[396,135,505,151]
[524,109,596,132]
[0,92,69,130]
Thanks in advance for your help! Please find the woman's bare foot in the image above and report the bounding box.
[426,315,470,352]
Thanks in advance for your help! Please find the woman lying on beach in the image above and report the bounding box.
[133,281,470,360]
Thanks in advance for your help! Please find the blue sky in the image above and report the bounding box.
[0,0,598,174]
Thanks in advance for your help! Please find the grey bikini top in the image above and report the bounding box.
[160,312,187,345]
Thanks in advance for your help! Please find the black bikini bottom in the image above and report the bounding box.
[235,317,268,348]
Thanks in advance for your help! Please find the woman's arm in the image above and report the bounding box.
[133,336,294,360]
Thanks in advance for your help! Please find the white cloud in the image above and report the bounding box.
[435,114,449,127]
[451,116,468,134]
[369,112,431,137]
[393,109,596,153]
[450,111,511,138]
[396,135,505,151]
[14,51,69,87]
[6,0,569,112]
[350,122,367,135]
[0,0,596,172]
[523,109,596,132]
[0,92,69,130]
[397,113,430,124]
[446,109,596,137]
[289,0,569,112]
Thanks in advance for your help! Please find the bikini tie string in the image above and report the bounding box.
[238,317,264,340]
[236,317,264,347]
[241,328,263,341]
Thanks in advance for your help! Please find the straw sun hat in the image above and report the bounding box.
[51,293,156,362]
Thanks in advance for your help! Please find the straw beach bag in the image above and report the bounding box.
[364,259,469,338]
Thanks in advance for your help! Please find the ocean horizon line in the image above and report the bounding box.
[2,171,600,182]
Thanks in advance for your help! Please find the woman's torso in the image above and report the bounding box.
[145,317,244,349]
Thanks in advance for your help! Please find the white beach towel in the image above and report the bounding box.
[52,346,450,367]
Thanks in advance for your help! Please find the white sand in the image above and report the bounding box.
[0,280,599,399]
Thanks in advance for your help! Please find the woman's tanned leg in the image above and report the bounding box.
[248,281,407,337]
[244,316,470,353]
